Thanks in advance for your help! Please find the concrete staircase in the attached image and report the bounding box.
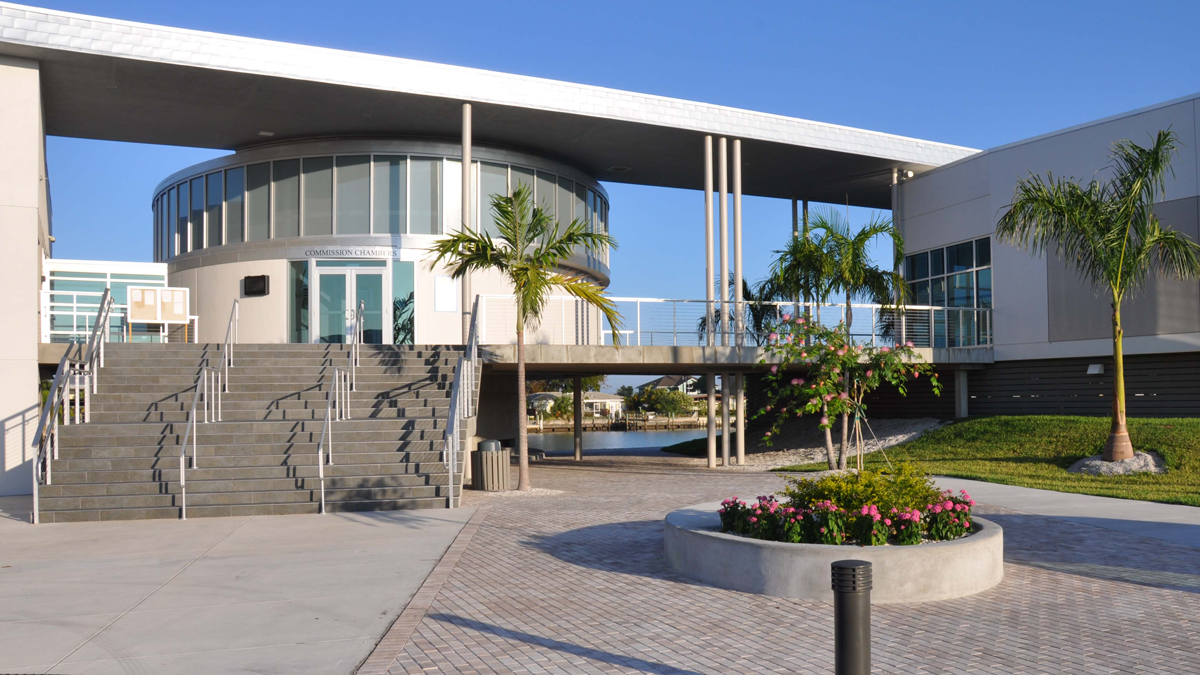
[37,343,469,522]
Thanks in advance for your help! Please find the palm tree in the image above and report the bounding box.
[430,184,622,489]
[997,130,1200,461]
[770,230,835,322]
[811,208,907,470]
[696,275,781,346]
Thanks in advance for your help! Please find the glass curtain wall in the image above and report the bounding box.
[155,153,609,268]
[904,236,993,347]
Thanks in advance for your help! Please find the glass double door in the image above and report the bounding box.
[315,262,389,344]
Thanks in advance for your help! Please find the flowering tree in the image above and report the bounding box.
[755,313,941,470]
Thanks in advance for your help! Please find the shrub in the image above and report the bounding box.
[780,463,943,515]
[925,490,976,541]
[717,465,976,546]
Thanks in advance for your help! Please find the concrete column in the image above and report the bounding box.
[721,374,730,466]
[573,375,583,460]
[704,136,717,470]
[792,198,799,238]
[955,370,969,419]
[461,103,472,344]
[0,56,47,496]
[718,137,728,348]
[704,136,714,348]
[733,139,743,347]
[706,372,716,468]
[735,372,746,465]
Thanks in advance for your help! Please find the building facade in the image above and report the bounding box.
[896,93,1200,416]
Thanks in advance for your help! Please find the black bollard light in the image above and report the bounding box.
[831,560,872,675]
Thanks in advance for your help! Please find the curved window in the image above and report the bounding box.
[154,149,609,272]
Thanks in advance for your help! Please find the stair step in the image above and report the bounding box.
[36,496,453,522]
[49,452,446,472]
[55,441,445,460]
[88,407,449,423]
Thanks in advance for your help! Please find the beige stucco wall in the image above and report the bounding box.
[170,259,290,343]
[0,56,46,496]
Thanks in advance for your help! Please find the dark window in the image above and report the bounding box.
[976,269,992,309]
[975,237,991,267]
[206,172,223,247]
[911,280,930,305]
[273,159,300,238]
[930,247,945,276]
[190,178,205,251]
[946,242,973,273]
[246,163,271,241]
[302,157,333,236]
[226,167,245,244]
[904,252,929,281]
[948,272,974,307]
[930,277,946,306]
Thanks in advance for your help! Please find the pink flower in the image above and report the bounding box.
[791,378,802,385]
[872,514,881,522]
[914,371,920,378]
[782,314,792,322]
[860,505,870,515]
[884,519,892,526]
[797,318,806,325]
[801,351,808,358]
[820,416,829,426]
[838,392,849,400]
[770,365,778,373]
[763,431,772,437]
[932,504,943,514]
[749,517,757,523]
[905,340,914,347]
[836,348,846,356]
[865,369,873,377]
[785,335,794,343]
[881,346,890,353]
[768,332,778,342]
[820,527,827,534]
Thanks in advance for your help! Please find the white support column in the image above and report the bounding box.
[704,136,717,470]
[729,372,739,461]
[461,103,473,344]
[573,375,583,460]
[733,139,743,347]
[721,373,730,466]
[706,372,716,469]
[718,137,729,466]
[718,137,729,348]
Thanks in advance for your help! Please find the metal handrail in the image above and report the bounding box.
[31,290,112,523]
[348,300,363,391]
[314,365,350,515]
[444,298,481,509]
[221,299,238,392]
[177,366,222,520]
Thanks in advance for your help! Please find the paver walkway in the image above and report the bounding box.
[378,454,1200,674]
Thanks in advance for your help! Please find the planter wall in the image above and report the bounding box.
[665,502,1003,604]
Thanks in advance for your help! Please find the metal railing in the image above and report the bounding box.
[177,366,222,520]
[40,289,199,344]
[31,289,114,523]
[478,295,993,350]
[221,299,238,392]
[348,300,363,391]
[314,366,351,515]
[444,297,481,509]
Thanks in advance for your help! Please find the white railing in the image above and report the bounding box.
[177,366,222,520]
[348,300,363,391]
[314,365,351,515]
[444,297,481,509]
[40,289,199,344]
[478,295,993,350]
[31,289,115,523]
[221,299,238,391]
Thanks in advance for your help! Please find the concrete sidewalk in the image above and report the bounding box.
[0,496,473,675]
[935,477,1200,549]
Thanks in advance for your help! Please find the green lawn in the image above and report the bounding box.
[772,416,1200,507]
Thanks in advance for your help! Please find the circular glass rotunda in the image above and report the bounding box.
[151,138,611,346]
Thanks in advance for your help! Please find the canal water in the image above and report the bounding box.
[528,429,707,455]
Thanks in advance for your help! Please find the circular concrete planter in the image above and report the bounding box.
[665,502,1003,604]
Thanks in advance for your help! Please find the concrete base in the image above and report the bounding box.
[665,502,1003,604]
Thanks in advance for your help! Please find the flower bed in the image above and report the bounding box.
[717,464,976,546]
[717,489,976,547]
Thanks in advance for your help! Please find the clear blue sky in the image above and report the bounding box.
[39,0,1200,388]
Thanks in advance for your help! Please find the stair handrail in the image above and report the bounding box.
[465,295,480,417]
[177,365,223,520]
[444,354,464,509]
[30,343,88,523]
[348,299,363,391]
[82,289,113,392]
[221,299,238,393]
[314,365,351,515]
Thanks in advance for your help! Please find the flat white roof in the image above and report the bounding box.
[0,2,979,207]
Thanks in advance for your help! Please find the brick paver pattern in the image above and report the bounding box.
[383,455,1200,674]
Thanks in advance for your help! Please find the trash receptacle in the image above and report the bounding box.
[471,439,510,491]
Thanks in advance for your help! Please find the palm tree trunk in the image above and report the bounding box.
[517,325,532,489]
[1104,298,1134,461]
